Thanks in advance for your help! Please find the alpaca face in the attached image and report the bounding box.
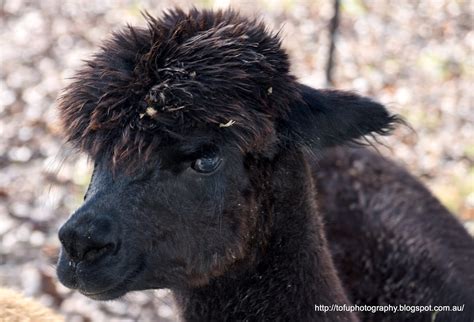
[56,8,398,301]
[57,139,265,300]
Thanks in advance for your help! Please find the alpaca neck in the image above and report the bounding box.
[174,152,356,321]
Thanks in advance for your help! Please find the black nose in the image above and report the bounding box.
[58,215,119,263]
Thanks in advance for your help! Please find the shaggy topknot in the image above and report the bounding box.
[58,8,299,169]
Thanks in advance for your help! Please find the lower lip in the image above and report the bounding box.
[80,291,115,301]
[79,289,107,296]
[77,256,146,298]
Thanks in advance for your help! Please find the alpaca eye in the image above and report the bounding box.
[191,154,222,173]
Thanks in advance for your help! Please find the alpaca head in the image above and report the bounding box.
[56,8,399,300]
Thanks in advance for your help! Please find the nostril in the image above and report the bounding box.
[83,243,114,262]
[59,215,119,263]
[59,225,119,263]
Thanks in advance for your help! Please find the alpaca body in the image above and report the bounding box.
[317,147,474,322]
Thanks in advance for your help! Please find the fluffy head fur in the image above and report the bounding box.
[58,8,299,170]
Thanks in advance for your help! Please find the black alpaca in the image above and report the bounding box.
[55,8,473,321]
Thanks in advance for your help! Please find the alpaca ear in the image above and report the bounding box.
[280,83,400,150]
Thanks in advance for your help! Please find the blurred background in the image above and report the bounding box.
[0,0,472,321]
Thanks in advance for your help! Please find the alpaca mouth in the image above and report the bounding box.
[78,259,145,301]
[78,282,127,301]
[78,257,146,300]
[57,248,147,301]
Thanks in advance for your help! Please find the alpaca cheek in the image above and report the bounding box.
[175,206,253,287]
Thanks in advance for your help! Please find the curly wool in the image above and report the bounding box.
[58,8,300,169]
[0,288,64,322]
